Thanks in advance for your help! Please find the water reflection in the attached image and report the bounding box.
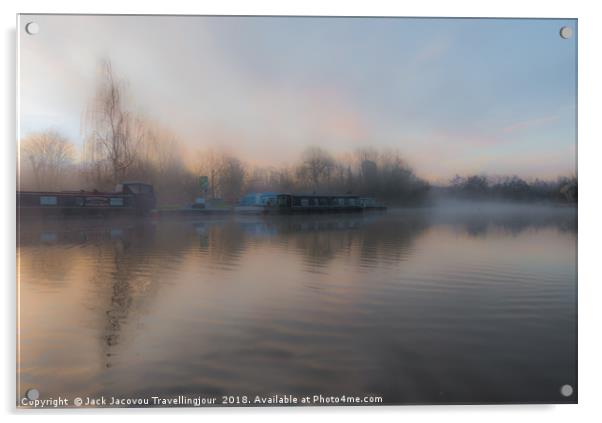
[17,206,577,405]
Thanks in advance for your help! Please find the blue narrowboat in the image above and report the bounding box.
[235,192,385,214]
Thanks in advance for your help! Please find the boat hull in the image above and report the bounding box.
[234,205,366,214]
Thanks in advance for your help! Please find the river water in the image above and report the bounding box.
[17,204,577,406]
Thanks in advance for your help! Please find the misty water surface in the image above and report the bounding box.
[17,204,577,405]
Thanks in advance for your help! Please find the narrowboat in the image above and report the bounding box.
[358,197,387,211]
[235,192,281,214]
[234,192,385,214]
[17,181,157,217]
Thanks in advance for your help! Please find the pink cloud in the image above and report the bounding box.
[502,114,560,134]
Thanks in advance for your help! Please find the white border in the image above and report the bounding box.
[3,1,601,422]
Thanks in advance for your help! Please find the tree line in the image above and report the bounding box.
[18,60,576,206]
[447,174,577,203]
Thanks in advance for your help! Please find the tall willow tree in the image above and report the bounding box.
[83,60,142,187]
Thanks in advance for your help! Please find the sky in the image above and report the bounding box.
[18,15,577,182]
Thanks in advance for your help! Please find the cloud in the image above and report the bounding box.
[502,114,560,134]
[18,15,576,181]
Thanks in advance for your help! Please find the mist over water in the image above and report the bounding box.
[17,15,577,406]
[17,203,576,405]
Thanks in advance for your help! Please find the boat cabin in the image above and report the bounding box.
[18,181,156,216]
[236,192,364,214]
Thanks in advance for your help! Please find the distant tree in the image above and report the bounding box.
[193,149,246,201]
[20,130,74,190]
[448,173,577,204]
[361,160,378,185]
[195,149,224,199]
[494,176,531,200]
[559,176,577,203]
[218,156,245,202]
[450,175,489,198]
[376,152,428,202]
[296,146,335,192]
[464,175,489,196]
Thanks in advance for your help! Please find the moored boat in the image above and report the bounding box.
[17,182,157,217]
[358,197,387,211]
[234,192,386,214]
[234,192,280,214]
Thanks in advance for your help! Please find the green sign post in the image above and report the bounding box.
[199,176,209,194]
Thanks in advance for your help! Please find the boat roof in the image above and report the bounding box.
[243,191,364,198]
[283,193,359,198]
[118,181,153,186]
[242,192,280,197]
[242,191,359,198]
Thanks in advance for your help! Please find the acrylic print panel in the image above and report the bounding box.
[17,15,577,408]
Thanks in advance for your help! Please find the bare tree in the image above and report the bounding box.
[20,130,74,190]
[83,60,141,185]
[133,120,181,179]
[218,156,246,202]
[194,148,223,199]
[296,146,335,192]
[194,149,246,201]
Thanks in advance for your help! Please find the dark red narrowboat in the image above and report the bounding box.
[17,181,156,217]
